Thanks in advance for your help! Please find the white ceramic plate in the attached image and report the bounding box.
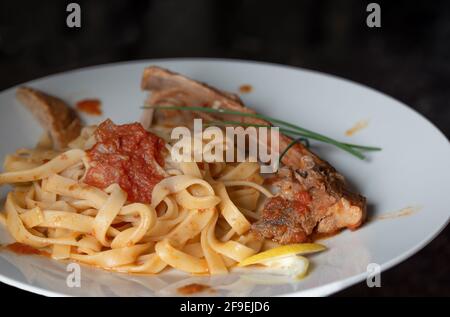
[0,59,449,297]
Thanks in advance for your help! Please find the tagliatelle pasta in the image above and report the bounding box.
[0,67,375,283]
[0,124,271,275]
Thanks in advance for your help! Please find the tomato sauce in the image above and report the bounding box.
[6,242,49,256]
[239,84,253,94]
[84,119,166,203]
[293,191,312,214]
[177,283,211,295]
[76,99,102,116]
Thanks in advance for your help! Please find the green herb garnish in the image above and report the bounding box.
[143,105,381,160]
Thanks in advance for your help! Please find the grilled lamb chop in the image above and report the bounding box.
[140,66,366,244]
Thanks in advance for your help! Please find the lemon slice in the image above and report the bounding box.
[238,243,326,267]
[265,255,310,279]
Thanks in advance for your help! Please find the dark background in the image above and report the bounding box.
[0,0,449,296]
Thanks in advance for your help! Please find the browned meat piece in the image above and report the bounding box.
[16,86,81,149]
[140,66,245,129]
[253,195,315,244]
[257,167,365,243]
[140,66,366,244]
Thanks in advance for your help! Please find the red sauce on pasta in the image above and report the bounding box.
[76,99,102,116]
[6,242,49,256]
[84,119,166,203]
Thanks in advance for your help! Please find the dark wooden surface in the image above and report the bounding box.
[0,0,449,296]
